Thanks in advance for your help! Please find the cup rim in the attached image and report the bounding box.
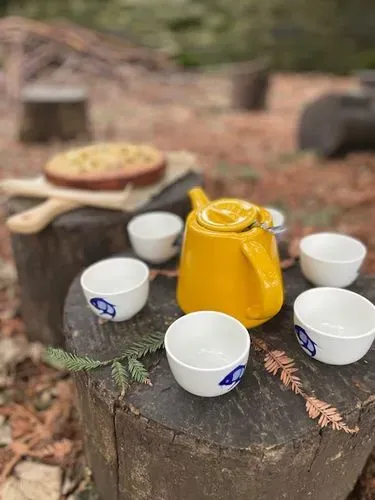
[80,257,149,296]
[294,287,375,340]
[264,206,285,226]
[299,231,367,264]
[128,211,184,240]
[165,311,251,372]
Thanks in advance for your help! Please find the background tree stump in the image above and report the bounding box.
[297,91,375,157]
[231,58,271,111]
[18,85,91,142]
[64,248,375,500]
[356,69,375,95]
[7,170,202,346]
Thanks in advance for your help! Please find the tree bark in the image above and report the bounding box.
[64,247,375,500]
[231,58,271,111]
[7,171,202,346]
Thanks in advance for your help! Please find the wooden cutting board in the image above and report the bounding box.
[3,183,133,234]
[1,151,199,234]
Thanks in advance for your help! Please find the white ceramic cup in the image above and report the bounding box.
[127,211,184,264]
[265,206,285,229]
[294,287,375,365]
[165,311,251,397]
[264,206,286,241]
[80,257,149,322]
[299,232,367,287]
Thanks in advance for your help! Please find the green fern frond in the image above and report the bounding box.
[111,361,129,394]
[123,332,164,360]
[45,332,164,385]
[45,347,103,372]
[127,358,151,385]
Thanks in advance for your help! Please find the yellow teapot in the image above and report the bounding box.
[177,187,284,328]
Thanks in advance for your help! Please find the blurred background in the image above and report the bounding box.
[4,0,375,72]
[0,1,375,499]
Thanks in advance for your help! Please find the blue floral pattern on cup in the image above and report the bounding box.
[219,364,246,388]
[295,325,318,357]
[90,297,116,319]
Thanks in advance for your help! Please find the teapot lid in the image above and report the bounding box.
[196,198,260,232]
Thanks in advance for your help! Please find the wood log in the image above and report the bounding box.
[7,171,202,346]
[356,69,375,93]
[23,43,64,82]
[0,16,174,72]
[231,58,271,111]
[297,91,375,157]
[64,245,375,500]
[18,85,91,142]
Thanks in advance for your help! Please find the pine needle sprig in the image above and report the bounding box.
[45,333,165,393]
[127,358,152,386]
[45,348,104,372]
[305,396,359,434]
[122,332,165,359]
[111,361,129,395]
[253,336,359,434]
[264,350,302,394]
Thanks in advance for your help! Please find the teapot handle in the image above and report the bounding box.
[241,240,283,320]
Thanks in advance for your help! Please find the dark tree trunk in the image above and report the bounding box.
[7,171,202,346]
[64,245,375,500]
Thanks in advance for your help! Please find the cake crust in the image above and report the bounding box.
[44,143,167,190]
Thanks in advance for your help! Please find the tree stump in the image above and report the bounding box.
[297,91,375,157]
[356,69,375,94]
[231,58,271,111]
[7,171,202,346]
[64,248,375,500]
[18,85,91,142]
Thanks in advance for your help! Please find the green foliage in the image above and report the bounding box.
[175,52,201,68]
[294,206,341,227]
[111,361,129,393]
[46,332,164,394]
[5,0,375,73]
[236,167,262,181]
[127,358,150,384]
[355,50,375,71]
[123,332,165,359]
[268,150,316,170]
[216,161,262,180]
[45,348,103,371]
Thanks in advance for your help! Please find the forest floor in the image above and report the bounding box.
[0,70,374,499]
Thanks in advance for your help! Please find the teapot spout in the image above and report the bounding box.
[189,187,210,211]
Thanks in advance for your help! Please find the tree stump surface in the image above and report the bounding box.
[7,171,202,346]
[18,85,91,142]
[298,91,375,157]
[64,248,375,500]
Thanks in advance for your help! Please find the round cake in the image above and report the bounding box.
[44,143,167,190]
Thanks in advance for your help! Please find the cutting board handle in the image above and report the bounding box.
[6,198,82,234]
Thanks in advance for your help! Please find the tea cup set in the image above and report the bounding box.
[80,186,375,398]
